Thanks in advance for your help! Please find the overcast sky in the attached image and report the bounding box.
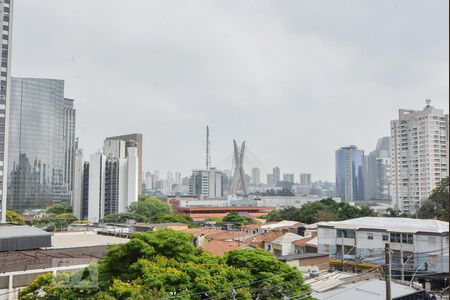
[12,0,449,182]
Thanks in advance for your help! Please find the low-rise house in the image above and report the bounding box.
[293,235,318,254]
[317,217,449,274]
[277,253,329,272]
[259,220,305,235]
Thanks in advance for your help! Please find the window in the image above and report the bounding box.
[367,233,374,240]
[402,233,414,244]
[267,244,272,251]
[336,229,355,239]
[367,249,374,257]
[382,234,389,241]
[390,232,401,243]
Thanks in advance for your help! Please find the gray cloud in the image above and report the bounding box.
[12,0,449,181]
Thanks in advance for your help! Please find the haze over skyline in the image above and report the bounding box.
[11,0,449,181]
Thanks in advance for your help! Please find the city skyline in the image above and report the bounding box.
[10,1,450,182]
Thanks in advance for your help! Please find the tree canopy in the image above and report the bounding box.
[222,212,256,226]
[266,198,377,223]
[418,177,449,221]
[19,230,313,300]
[47,203,72,215]
[6,210,25,224]
[153,213,193,224]
[128,196,172,221]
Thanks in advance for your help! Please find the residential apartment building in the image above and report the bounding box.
[317,217,449,273]
[189,168,223,198]
[391,101,449,214]
[273,167,280,185]
[0,0,13,223]
[335,145,365,201]
[7,78,76,210]
[298,173,312,195]
[282,173,295,183]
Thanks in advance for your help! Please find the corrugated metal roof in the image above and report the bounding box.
[0,225,52,240]
[0,225,52,251]
[318,217,449,233]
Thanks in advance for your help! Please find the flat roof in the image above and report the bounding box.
[0,225,52,240]
[50,231,128,249]
[313,278,422,300]
[318,217,449,234]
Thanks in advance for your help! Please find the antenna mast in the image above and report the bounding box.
[206,126,211,170]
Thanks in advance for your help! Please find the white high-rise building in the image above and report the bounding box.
[391,101,449,214]
[73,139,138,222]
[189,168,223,198]
[0,0,14,222]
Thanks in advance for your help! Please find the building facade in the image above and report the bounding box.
[251,167,260,184]
[298,173,312,195]
[391,102,449,214]
[273,167,280,186]
[335,145,365,202]
[282,173,295,183]
[7,78,76,210]
[366,137,391,201]
[74,140,138,222]
[189,168,223,198]
[318,217,449,274]
[0,0,13,222]
[105,133,143,194]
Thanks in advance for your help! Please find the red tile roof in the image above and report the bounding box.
[201,240,247,256]
[293,236,317,247]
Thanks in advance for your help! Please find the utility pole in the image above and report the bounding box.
[385,243,392,300]
[341,236,344,271]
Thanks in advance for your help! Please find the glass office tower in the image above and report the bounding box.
[7,78,75,210]
[335,145,365,202]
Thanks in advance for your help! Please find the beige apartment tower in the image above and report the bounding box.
[390,101,449,214]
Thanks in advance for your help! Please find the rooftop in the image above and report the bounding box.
[318,217,449,234]
[313,278,423,300]
[201,240,247,256]
[50,231,128,249]
[260,220,303,231]
[271,232,304,245]
[0,225,52,240]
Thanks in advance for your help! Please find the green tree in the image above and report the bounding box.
[225,249,312,300]
[128,196,172,222]
[6,210,25,224]
[153,213,193,223]
[418,177,449,221]
[222,212,256,226]
[102,212,147,224]
[47,203,72,215]
[20,230,313,300]
[266,198,376,223]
